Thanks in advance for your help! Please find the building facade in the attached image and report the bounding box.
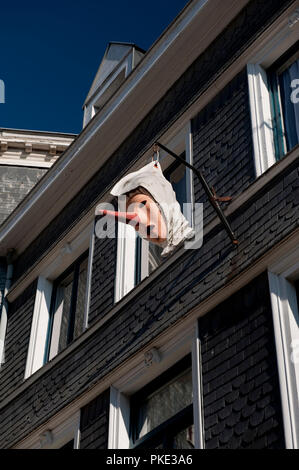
[0,0,298,449]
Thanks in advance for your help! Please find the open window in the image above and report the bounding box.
[45,251,89,362]
[115,123,194,302]
[247,12,299,177]
[268,42,299,161]
[25,227,92,379]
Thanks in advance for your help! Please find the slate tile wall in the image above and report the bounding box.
[11,0,295,285]
[79,389,110,449]
[88,215,117,326]
[0,280,37,403]
[0,159,297,448]
[0,166,47,226]
[199,272,285,449]
[192,69,255,226]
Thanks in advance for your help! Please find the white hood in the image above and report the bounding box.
[111,161,194,256]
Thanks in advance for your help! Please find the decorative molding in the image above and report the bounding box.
[144,347,161,367]
[0,129,74,169]
[16,411,80,449]
[25,143,32,154]
[288,8,299,28]
[39,430,53,448]
[0,141,8,152]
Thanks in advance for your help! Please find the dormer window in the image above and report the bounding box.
[83,43,145,127]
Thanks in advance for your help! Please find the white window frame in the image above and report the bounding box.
[247,8,299,177]
[25,223,94,378]
[107,319,204,449]
[114,122,194,302]
[268,244,299,449]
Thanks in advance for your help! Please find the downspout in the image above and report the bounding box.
[0,249,15,367]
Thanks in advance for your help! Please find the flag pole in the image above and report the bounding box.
[154,142,238,246]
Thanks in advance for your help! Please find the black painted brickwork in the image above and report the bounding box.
[199,273,285,449]
[80,390,110,449]
[192,69,255,225]
[0,158,297,448]
[0,280,37,403]
[88,216,117,326]
[11,0,296,285]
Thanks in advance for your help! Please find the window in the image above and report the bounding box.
[25,223,93,379]
[135,154,191,285]
[115,124,193,301]
[45,251,89,362]
[268,42,299,161]
[130,356,194,449]
[247,13,299,177]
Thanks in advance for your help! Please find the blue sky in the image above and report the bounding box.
[0,1,189,134]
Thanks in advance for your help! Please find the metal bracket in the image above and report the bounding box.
[154,142,238,246]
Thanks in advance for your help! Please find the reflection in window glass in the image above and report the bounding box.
[46,252,88,361]
[74,258,88,340]
[269,44,299,160]
[173,425,195,449]
[131,357,194,449]
[57,272,74,353]
[135,368,193,439]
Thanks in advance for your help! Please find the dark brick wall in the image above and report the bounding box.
[88,236,117,326]
[192,69,255,225]
[0,280,37,403]
[0,166,47,226]
[79,390,110,449]
[88,215,117,326]
[199,273,285,449]
[11,0,296,284]
[0,158,297,448]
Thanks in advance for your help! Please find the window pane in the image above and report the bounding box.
[278,57,299,152]
[166,161,187,212]
[173,425,195,449]
[74,258,88,340]
[58,272,74,353]
[48,252,89,361]
[136,368,193,439]
[148,243,163,274]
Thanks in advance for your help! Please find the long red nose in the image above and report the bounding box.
[96,209,140,225]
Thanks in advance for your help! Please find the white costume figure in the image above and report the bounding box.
[110,161,195,256]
